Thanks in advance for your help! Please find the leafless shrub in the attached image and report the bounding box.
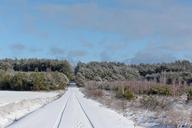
[119,99,127,116]
[84,82,104,98]
[84,80,187,97]
[165,110,192,128]
[91,89,104,97]
[139,96,170,111]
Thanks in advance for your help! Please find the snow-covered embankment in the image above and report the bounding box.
[0,91,62,128]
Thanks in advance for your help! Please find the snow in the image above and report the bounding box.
[7,89,71,128]
[0,91,60,128]
[74,88,135,128]
[0,91,59,107]
[7,87,137,128]
[59,92,93,128]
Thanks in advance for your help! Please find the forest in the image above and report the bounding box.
[75,60,192,86]
[75,60,192,101]
[1,59,192,93]
[0,59,73,91]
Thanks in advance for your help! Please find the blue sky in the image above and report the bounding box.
[0,0,192,64]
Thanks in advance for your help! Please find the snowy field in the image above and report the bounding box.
[0,91,61,107]
[0,91,62,128]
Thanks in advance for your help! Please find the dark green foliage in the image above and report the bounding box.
[75,60,192,87]
[132,60,192,76]
[75,72,86,87]
[0,72,12,90]
[30,73,47,90]
[0,59,73,80]
[11,73,29,90]
[75,62,140,86]
[0,71,69,91]
[148,85,172,96]
[116,86,134,100]
[0,58,72,91]
[187,88,192,101]
[132,60,192,86]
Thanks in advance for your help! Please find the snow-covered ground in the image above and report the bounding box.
[0,91,60,107]
[84,89,192,128]
[7,87,138,128]
[0,91,61,128]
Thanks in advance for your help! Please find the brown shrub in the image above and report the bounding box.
[140,96,170,110]
[86,89,104,98]
[148,85,172,96]
[85,80,187,97]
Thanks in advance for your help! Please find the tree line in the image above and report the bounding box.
[75,62,140,86]
[0,59,73,80]
[0,71,69,91]
[132,60,192,85]
[1,58,192,90]
[75,60,192,86]
[0,59,73,91]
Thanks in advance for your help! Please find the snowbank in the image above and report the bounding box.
[0,91,61,128]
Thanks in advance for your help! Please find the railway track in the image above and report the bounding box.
[6,87,135,128]
[56,93,71,128]
[56,91,95,128]
[75,95,95,128]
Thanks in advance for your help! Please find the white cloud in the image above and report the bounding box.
[2,0,192,62]
[37,1,192,39]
